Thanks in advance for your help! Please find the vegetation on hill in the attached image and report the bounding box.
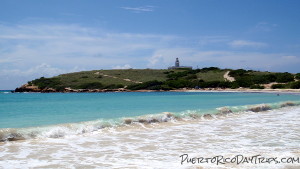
[229,70,300,89]
[296,73,300,80]
[22,68,300,92]
[228,69,296,88]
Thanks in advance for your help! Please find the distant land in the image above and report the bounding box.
[14,67,300,92]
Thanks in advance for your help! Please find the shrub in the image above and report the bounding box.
[147,85,163,90]
[127,80,163,90]
[185,74,198,80]
[275,73,294,83]
[271,84,286,89]
[164,79,190,88]
[195,81,235,89]
[116,84,125,88]
[235,77,254,87]
[31,77,62,89]
[290,81,300,89]
[198,81,221,88]
[104,84,124,89]
[295,73,300,80]
[54,86,66,92]
[160,85,173,90]
[218,81,233,88]
[78,82,103,89]
[199,67,221,72]
[230,83,240,89]
[252,74,277,84]
[229,69,247,77]
[250,85,265,89]
[265,74,278,82]
[167,71,189,80]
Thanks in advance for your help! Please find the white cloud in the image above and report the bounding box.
[0,63,65,77]
[121,6,155,13]
[147,54,163,67]
[229,40,268,48]
[254,22,278,32]
[26,63,64,76]
[112,64,132,69]
[0,64,81,89]
[198,36,230,46]
[281,55,298,60]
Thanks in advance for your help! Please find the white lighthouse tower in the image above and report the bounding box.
[168,58,192,69]
[175,58,180,67]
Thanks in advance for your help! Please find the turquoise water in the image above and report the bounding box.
[0,92,299,129]
[0,90,12,93]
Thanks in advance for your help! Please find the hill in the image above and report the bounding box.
[15,68,300,92]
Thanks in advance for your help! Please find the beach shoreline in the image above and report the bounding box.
[113,88,300,94]
[176,88,300,94]
[11,87,300,94]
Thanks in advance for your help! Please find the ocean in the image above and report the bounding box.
[0,91,299,168]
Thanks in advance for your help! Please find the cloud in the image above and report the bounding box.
[121,6,155,13]
[112,64,132,69]
[26,63,64,76]
[254,22,278,32]
[147,54,163,67]
[229,40,268,48]
[0,63,63,77]
[198,36,230,46]
[281,55,296,59]
[0,63,69,89]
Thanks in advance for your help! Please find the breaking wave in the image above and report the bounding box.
[1,101,299,142]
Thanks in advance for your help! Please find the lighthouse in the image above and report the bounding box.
[168,58,192,69]
[175,58,180,67]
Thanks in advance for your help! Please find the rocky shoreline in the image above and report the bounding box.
[14,84,129,93]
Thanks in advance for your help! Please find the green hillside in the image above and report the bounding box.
[18,67,300,92]
[41,69,185,89]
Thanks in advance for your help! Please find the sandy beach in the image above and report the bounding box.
[174,88,300,94]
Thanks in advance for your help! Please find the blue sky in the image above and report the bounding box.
[0,0,300,89]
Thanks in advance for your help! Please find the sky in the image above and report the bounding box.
[0,0,300,89]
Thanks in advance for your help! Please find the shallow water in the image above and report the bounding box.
[1,92,299,129]
[0,92,300,142]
